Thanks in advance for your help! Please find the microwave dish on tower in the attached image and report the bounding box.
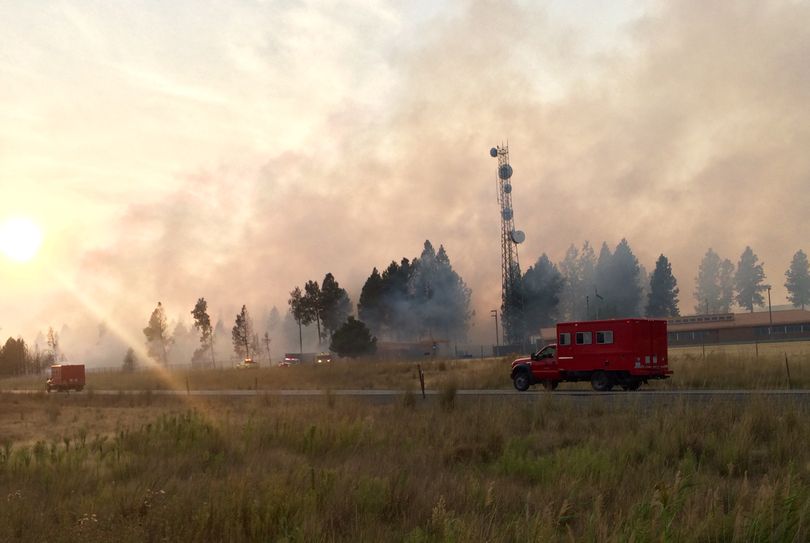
[491,144,525,346]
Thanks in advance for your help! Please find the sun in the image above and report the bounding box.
[0,217,43,263]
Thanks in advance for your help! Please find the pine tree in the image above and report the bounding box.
[191,298,216,369]
[0,337,28,376]
[694,248,721,313]
[558,244,580,321]
[646,254,680,317]
[718,258,735,312]
[302,280,323,345]
[288,287,305,354]
[522,254,564,331]
[734,246,768,312]
[320,273,352,339]
[122,348,137,373]
[611,239,642,317]
[411,242,472,340]
[231,305,253,360]
[785,250,810,310]
[578,241,596,319]
[143,302,171,366]
[358,267,384,334]
[330,317,377,358]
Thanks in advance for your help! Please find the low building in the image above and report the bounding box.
[535,309,810,347]
[667,309,810,346]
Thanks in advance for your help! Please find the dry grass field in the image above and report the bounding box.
[2,343,809,540]
[2,341,810,393]
[0,390,808,542]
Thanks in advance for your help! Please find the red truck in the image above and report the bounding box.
[511,319,671,392]
[47,364,85,392]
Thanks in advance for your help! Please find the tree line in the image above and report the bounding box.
[0,327,61,377]
[356,240,472,342]
[515,242,810,335]
[5,240,809,376]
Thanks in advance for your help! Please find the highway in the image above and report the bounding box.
[3,388,810,399]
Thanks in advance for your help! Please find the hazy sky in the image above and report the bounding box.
[1,0,808,352]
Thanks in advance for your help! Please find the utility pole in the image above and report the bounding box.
[490,309,499,353]
[263,332,272,365]
[768,286,773,337]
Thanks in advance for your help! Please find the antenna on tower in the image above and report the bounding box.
[491,144,525,347]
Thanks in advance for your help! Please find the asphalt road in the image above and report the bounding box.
[3,388,810,399]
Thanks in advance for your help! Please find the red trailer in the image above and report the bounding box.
[511,319,671,391]
[47,364,85,392]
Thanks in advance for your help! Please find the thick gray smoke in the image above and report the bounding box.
[14,0,810,360]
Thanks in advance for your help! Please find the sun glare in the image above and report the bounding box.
[0,217,43,262]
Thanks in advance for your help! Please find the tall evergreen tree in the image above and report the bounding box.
[231,305,253,360]
[191,297,215,368]
[320,273,352,339]
[288,287,305,354]
[637,263,651,316]
[122,348,137,373]
[785,249,810,310]
[522,254,564,331]
[595,242,613,300]
[646,254,680,317]
[734,246,768,312]
[411,242,472,340]
[381,257,418,339]
[558,244,580,321]
[0,337,28,376]
[694,249,735,313]
[358,267,384,334]
[143,302,171,366]
[694,249,721,313]
[594,240,641,318]
[718,258,735,312]
[302,280,323,345]
[578,241,597,319]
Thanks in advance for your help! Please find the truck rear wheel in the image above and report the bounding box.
[513,370,531,392]
[621,380,641,391]
[591,371,614,392]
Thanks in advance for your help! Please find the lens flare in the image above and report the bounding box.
[0,217,43,262]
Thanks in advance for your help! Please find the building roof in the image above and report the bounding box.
[537,309,810,339]
[667,309,810,331]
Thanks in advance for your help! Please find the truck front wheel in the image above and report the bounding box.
[513,371,531,392]
[591,371,614,392]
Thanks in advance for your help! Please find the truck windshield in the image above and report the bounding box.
[535,347,555,359]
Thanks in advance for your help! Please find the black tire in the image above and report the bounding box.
[513,370,531,392]
[621,380,641,391]
[590,371,614,392]
[542,380,559,391]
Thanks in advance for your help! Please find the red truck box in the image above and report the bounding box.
[47,364,85,392]
[511,319,671,391]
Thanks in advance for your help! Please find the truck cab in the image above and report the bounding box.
[511,319,671,392]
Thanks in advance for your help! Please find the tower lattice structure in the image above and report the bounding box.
[491,144,525,345]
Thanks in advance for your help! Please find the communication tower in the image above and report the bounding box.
[490,144,525,345]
